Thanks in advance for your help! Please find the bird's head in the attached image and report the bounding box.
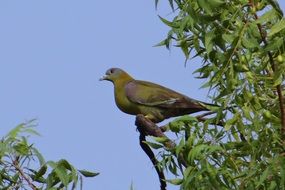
[100,68,133,83]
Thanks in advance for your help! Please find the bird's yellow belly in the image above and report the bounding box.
[114,91,140,115]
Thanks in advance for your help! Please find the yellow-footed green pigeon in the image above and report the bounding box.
[100,68,214,123]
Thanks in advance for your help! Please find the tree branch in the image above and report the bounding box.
[135,114,175,148]
[12,159,37,190]
[135,115,168,190]
[139,133,166,190]
[249,0,285,136]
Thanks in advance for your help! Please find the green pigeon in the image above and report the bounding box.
[100,68,214,123]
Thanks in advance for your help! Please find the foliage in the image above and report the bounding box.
[0,120,98,190]
[154,0,285,189]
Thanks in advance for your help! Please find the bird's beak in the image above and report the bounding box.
[99,75,107,81]
[99,74,112,81]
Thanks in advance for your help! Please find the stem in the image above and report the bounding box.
[249,0,285,136]
[277,87,285,135]
[12,159,37,190]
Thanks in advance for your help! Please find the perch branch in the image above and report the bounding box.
[136,115,167,190]
[135,115,189,190]
[139,133,166,190]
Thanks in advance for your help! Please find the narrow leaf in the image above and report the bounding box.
[268,19,285,36]
[78,170,99,177]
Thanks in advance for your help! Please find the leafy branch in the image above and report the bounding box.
[0,121,99,190]
[152,0,285,189]
[249,0,285,137]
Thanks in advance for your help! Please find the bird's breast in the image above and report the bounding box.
[113,85,140,115]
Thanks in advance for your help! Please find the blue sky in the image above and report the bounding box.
[0,1,284,190]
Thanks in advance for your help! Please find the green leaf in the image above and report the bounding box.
[254,9,277,24]
[273,69,283,86]
[173,115,198,123]
[267,0,284,17]
[13,141,29,155]
[144,141,164,149]
[179,39,189,59]
[241,37,259,49]
[153,39,168,47]
[11,173,20,183]
[46,172,59,189]
[7,123,25,138]
[35,165,47,179]
[58,159,72,170]
[6,120,38,139]
[152,137,169,143]
[175,137,185,156]
[47,188,57,190]
[23,128,40,136]
[167,178,183,185]
[197,0,213,15]
[222,34,236,44]
[168,121,182,133]
[268,19,285,36]
[31,147,45,166]
[188,144,208,162]
[234,64,249,72]
[78,170,99,177]
[269,181,277,190]
[224,113,240,131]
[208,0,224,8]
[280,159,285,188]
[55,165,69,187]
[205,31,215,54]
[158,16,178,28]
[46,161,57,169]
[256,167,270,188]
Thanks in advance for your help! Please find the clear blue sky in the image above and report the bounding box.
[0,1,284,190]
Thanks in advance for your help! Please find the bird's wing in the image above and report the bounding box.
[125,80,203,109]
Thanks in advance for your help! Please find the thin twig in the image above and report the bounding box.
[196,111,225,127]
[12,159,37,190]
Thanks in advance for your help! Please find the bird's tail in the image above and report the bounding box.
[199,101,236,111]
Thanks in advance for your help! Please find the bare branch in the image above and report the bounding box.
[135,115,167,190]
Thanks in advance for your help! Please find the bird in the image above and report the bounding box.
[100,68,215,123]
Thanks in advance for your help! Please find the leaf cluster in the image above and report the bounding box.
[0,121,98,190]
[154,0,285,189]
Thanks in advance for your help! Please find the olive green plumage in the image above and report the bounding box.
[100,68,212,123]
